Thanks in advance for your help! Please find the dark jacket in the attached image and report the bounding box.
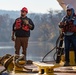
[60,8,76,35]
[12,16,34,37]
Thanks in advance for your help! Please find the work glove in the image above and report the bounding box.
[23,19,32,29]
[59,22,65,28]
[23,19,29,25]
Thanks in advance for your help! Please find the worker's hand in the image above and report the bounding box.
[23,19,33,29]
[11,35,15,41]
[59,22,65,28]
[24,20,29,25]
[59,22,64,25]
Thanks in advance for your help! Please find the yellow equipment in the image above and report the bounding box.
[69,51,75,65]
[13,54,26,73]
[33,62,61,75]
[60,50,76,66]
[0,54,32,74]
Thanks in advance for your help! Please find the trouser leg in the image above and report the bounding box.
[71,35,76,62]
[21,37,29,60]
[15,37,21,55]
[64,36,70,62]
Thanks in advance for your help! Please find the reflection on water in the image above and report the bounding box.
[0,46,13,49]
[0,42,55,61]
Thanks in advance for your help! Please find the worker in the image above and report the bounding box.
[11,7,34,60]
[59,4,76,66]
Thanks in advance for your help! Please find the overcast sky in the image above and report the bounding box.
[0,0,62,13]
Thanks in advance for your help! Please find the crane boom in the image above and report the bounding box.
[57,0,76,13]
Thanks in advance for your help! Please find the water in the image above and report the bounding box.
[0,42,56,61]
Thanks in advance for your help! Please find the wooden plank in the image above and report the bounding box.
[54,66,76,73]
[8,72,70,75]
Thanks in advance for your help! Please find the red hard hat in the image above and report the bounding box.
[21,7,28,13]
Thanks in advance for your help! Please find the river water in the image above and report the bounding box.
[0,42,56,61]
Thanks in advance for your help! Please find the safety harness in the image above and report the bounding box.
[62,15,76,32]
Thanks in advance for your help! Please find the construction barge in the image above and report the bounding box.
[0,54,76,75]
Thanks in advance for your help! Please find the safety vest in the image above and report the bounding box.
[15,18,21,29]
[62,15,76,32]
[15,18,30,31]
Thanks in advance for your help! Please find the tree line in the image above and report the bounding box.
[0,10,65,42]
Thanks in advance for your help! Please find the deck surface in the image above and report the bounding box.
[0,64,76,75]
[9,73,76,75]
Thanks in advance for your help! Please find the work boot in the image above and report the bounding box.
[20,54,25,60]
[64,62,70,66]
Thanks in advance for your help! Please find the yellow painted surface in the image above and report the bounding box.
[69,51,75,65]
[60,50,76,66]
[33,62,61,75]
